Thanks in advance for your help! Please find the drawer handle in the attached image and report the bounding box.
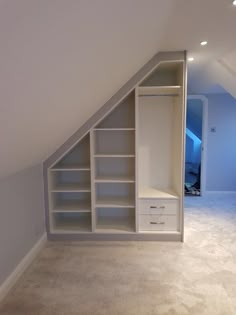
[150,206,166,209]
[150,222,165,225]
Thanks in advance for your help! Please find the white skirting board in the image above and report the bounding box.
[204,191,236,195]
[0,233,47,304]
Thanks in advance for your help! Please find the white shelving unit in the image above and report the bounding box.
[49,133,92,232]
[45,54,186,241]
[92,94,136,233]
[137,61,185,235]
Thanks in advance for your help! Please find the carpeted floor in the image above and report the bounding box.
[1,194,236,315]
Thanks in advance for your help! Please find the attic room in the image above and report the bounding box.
[1,0,236,314]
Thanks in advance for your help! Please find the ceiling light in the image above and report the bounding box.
[188,57,194,62]
[233,0,236,5]
[200,41,208,46]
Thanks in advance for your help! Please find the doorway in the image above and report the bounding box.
[185,95,208,196]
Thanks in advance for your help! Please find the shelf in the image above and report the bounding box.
[95,92,135,129]
[52,213,91,233]
[52,209,91,213]
[95,157,135,181]
[50,167,90,171]
[139,188,179,199]
[94,129,135,156]
[51,184,91,193]
[94,154,135,158]
[95,217,135,233]
[52,201,91,212]
[96,199,135,208]
[94,128,135,131]
[95,176,135,183]
[138,86,181,96]
[53,134,90,170]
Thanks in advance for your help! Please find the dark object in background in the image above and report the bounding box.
[191,164,201,190]
[185,164,201,196]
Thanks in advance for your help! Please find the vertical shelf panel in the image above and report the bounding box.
[138,95,175,193]
[90,130,96,232]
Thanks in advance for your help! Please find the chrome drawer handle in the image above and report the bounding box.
[150,206,166,209]
[150,222,165,225]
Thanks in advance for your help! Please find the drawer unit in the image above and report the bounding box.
[139,198,179,215]
[139,214,177,231]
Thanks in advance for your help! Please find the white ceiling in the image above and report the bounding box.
[1,0,236,178]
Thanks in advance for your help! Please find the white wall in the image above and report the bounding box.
[0,0,175,179]
[0,164,45,287]
[206,94,236,191]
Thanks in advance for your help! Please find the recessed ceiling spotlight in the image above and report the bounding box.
[233,0,236,5]
[200,41,208,46]
[188,57,194,62]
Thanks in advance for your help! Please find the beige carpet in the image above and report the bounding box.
[1,194,236,315]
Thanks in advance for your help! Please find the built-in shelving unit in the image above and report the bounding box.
[92,93,136,233]
[49,133,92,232]
[137,61,185,235]
[45,52,186,241]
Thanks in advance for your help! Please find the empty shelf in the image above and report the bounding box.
[96,199,135,208]
[50,167,90,171]
[53,214,91,233]
[94,154,135,158]
[51,184,91,192]
[52,201,91,212]
[96,217,135,233]
[95,176,135,183]
[138,86,181,96]
[52,209,91,213]
[94,128,135,131]
[139,188,179,199]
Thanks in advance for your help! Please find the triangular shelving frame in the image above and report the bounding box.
[43,50,187,241]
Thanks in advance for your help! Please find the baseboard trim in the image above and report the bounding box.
[0,233,47,303]
[205,191,236,194]
[48,232,182,242]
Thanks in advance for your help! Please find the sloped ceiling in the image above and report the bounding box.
[1,0,236,178]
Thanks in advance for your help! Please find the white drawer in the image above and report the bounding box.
[139,199,178,215]
[139,214,177,231]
